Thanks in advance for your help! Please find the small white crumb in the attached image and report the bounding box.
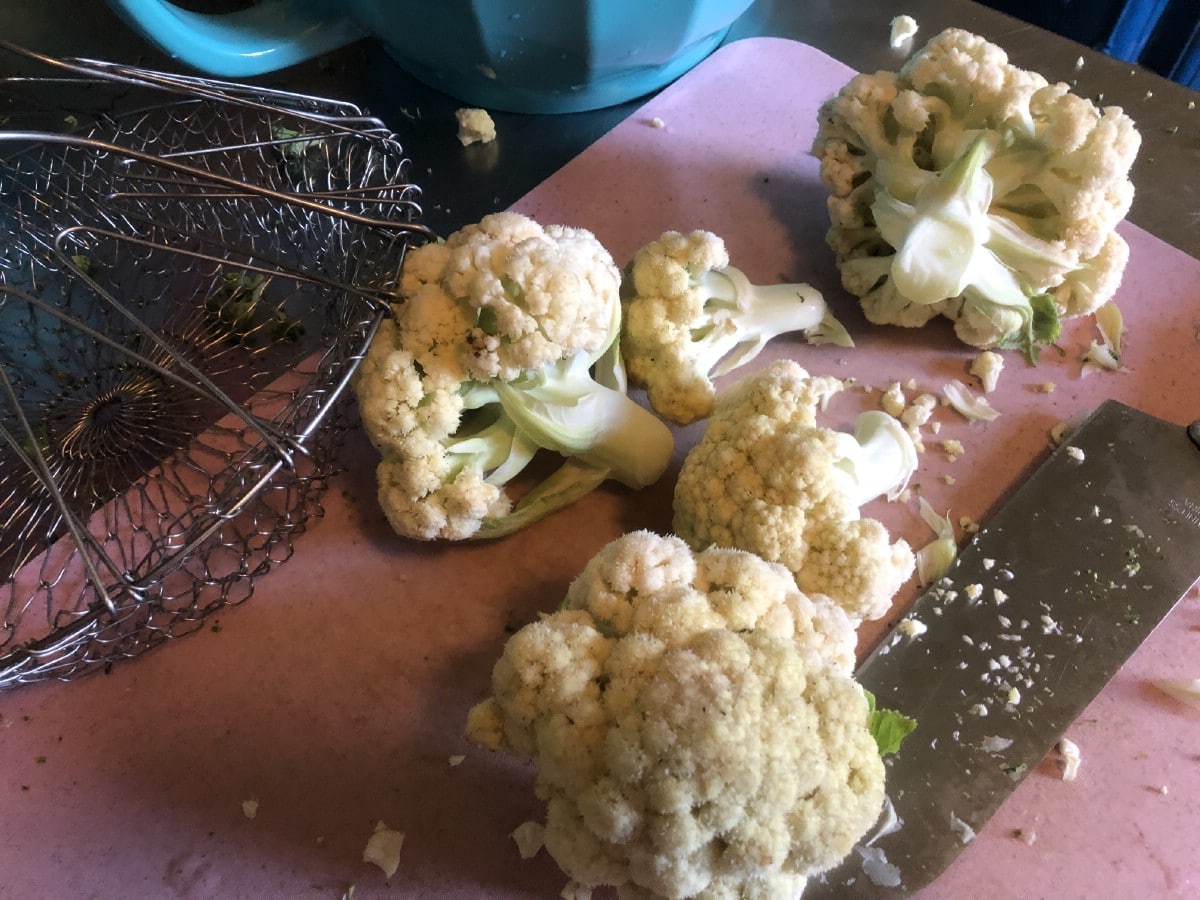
[993,588,1009,605]
[941,439,964,462]
[969,351,1004,393]
[982,558,996,570]
[897,617,928,637]
[646,116,666,129]
[1158,784,1169,795]
[363,821,406,879]
[881,381,906,417]
[969,703,989,716]
[959,516,980,534]
[455,107,496,146]
[889,14,919,48]
[241,799,259,820]
[561,881,594,900]
[511,820,546,859]
[1014,827,1037,846]
[964,583,984,602]
[448,754,466,767]
[1076,55,1086,69]
[950,812,976,844]
[1035,381,1057,393]
[1066,446,1085,461]
[1006,686,1021,706]
[1056,737,1082,781]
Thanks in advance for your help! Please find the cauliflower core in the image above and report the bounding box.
[673,360,916,622]
[466,531,884,899]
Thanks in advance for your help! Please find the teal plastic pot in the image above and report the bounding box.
[105,0,757,113]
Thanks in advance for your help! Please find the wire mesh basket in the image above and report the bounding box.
[0,42,433,689]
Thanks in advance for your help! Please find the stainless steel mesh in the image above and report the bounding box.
[0,43,433,688]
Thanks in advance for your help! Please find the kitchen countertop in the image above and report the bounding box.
[1,2,1198,900]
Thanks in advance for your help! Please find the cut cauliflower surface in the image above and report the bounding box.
[466,531,884,900]
[673,360,916,622]
[812,27,1140,359]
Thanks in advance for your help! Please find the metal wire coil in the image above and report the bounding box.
[0,43,433,688]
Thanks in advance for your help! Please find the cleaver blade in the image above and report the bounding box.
[810,399,1200,897]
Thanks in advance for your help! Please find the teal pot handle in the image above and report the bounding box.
[105,0,366,76]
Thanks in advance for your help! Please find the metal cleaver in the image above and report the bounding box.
[810,399,1200,897]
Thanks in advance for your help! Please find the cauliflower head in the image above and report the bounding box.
[466,531,884,900]
[672,360,916,622]
[812,28,1141,359]
[621,230,851,426]
[354,212,673,541]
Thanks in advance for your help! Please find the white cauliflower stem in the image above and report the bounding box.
[812,28,1140,360]
[354,212,674,540]
[621,229,853,425]
[673,359,917,622]
[466,531,885,899]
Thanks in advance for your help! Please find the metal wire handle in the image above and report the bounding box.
[0,42,430,688]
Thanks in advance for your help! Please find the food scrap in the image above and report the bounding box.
[362,821,405,879]
[455,107,496,146]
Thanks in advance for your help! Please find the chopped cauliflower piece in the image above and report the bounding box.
[362,821,405,879]
[511,821,547,860]
[881,381,907,417]
[943,379,1000,421]
[969,351,1004,393]
[890,14,919,48]
[455,107,496,145]
[1056,737,1082,780]
[941,439,965,461]
[898,617,928,637]
[241,799,258,820]
[673,360,917,621]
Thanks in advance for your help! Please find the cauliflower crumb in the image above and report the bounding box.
[561,882,593,900]
[1035,381,1057,393]
[897,617,928,637]
[511,821,546,859]
[950,812,976,844]
[362,821,405,879]
[1056,737,1082,781]
[993,588,1009,604]
[964,583,984,602]
[969,351,1004,393]
[900,393,938,431]
[890,15,919,48]
[1006,686,1021,706]
[1066,446,1085,461]
[455,107,496,146]
[941,439,965,461]
[969,703,989,716]
[941,474,956,485]
[881,381,907,417]
[647,116,666,129]
[448,754,466,767]
[959,516,981,534]
[241,799,258,820]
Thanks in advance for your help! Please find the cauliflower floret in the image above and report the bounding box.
[812,27,1141,361]
[466,531,884,900]
[673,360,916,622]
[354,212,673,540]
[621,230,852,426]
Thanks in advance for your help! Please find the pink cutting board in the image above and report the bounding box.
[1,38,1198,900]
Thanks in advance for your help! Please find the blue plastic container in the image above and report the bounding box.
[105,0,757,114]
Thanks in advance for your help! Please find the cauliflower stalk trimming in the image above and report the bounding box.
[354,212,673,540]
[466,531,886,900]
[672,359,917,622]
[812,28,1141,360]
[621,229,854,426]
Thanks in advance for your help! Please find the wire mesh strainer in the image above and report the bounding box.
[0,42,433,689]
